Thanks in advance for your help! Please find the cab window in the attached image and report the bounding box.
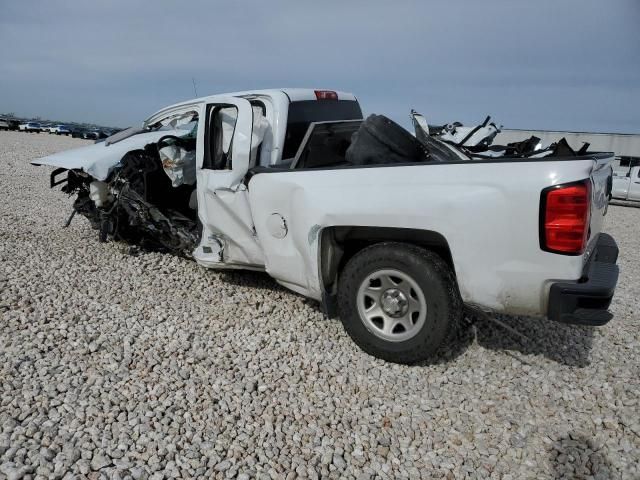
[203,106,238,170]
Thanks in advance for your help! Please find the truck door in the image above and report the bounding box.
[193,98,265,268]
[612,175,630,200]
[629,166,640,201]
[612,158,630,200]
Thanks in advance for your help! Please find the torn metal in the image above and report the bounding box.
[36,120,201,257]
[410,110,587,159]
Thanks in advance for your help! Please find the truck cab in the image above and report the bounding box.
[139,89,363,271]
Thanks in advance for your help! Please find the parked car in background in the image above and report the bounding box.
[612,159,640,203]
[51,125,72,135]
[0,118,20,131]
[71,127,88,138]
[19,122,42,133]
[83,130,109,140]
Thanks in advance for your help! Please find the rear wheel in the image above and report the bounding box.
[338,242,461,364]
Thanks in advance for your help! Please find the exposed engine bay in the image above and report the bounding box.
[35,103,270,260]
[53,128,201,257]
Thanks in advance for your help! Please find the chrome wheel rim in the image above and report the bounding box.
[356,269,427,342]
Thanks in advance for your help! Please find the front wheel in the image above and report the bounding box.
[338,242,461,364]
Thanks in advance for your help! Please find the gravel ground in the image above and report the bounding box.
[1,130,638,479]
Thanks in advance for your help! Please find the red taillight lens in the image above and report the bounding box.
[541,181,591,254]
[314,90,338,100]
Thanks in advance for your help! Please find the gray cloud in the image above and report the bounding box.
[1,0,638,132]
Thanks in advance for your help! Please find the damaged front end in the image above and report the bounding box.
[39,130,201,257]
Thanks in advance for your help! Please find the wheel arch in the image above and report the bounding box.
[317,225,456,317]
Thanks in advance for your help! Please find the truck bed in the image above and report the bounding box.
[249,153,614,317]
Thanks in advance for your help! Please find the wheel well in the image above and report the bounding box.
[318,226,455,315]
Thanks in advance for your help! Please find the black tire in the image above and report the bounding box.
[345,114,427,166]
[338,242,461,364]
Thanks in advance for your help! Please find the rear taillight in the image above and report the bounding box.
[540,180,591,255]
[314,90,338,100]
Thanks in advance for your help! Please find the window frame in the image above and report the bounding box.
[202,104,239,171]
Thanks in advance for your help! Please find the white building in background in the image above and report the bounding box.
[494,129,640,177]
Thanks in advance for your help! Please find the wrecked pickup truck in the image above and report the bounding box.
[33,88,619,364]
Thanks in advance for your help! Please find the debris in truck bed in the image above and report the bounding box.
[410,110,593,159]
[345,114,428,165]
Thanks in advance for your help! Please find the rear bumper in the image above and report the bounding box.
[547,233,619,326]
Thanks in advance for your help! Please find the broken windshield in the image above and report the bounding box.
[154,111,198,131]
[105,111,198,146]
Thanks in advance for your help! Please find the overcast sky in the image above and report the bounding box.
[1,1,638,132]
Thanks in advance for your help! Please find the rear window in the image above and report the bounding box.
[282,100,362,159]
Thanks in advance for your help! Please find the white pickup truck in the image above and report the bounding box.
[612,161,640,203]
[33,88,619,363]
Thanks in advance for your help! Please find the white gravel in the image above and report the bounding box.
[1,130,639,479]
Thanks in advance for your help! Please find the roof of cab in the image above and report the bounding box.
[145,88,357,125]
[278,88,356,102]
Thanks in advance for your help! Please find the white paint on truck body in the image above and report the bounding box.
[248,159,602,315]
[612,166,640,202]
[30,88,614,320]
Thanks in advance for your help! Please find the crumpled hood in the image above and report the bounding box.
[31,130,189,181]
